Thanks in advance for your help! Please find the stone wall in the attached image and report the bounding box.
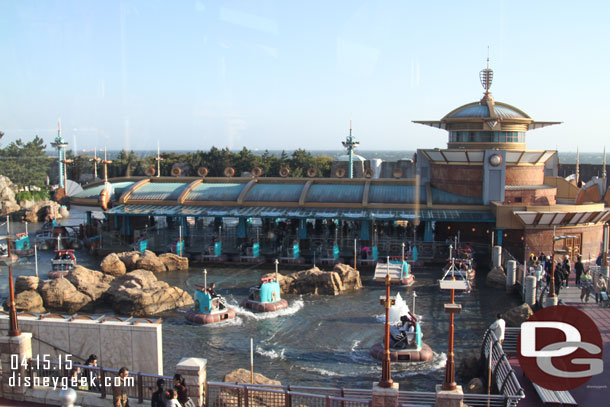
[524,224,604,260]
[0,313,162,375]
[504,186,557,205]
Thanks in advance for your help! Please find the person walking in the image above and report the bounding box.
[113,367,130,407]
[151,378,168,407]
[574,255,584,286]
[489,314,506,347]
[173,374,188,406]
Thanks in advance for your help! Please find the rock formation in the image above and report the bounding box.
[275,264,362,295]
[12,266,191,317]
[0,175,20,215]
[104,270,193,316]
[503,303,533,327]
[223,368,281,386]
[39,278,92,314]
[101,250,189,274]
[485,266,506,289]
[14,290,46,314]
[23,199,65,223]
[159,253,189,271]
[219,369,281,407]
[100,253,127,276]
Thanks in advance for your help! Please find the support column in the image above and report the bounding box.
[435,385,464,407]
[176,357,207,407]
[525,275,537,307]
[298,219,307,239]
[492,246,502,269]
[372,382,399,407]
[0,333,33,401]
[506,260,516,293]
[424,221,434,242]
[495,229,503,246]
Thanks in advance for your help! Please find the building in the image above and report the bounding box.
[71,63,609,262]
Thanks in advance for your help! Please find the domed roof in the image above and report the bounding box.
[444,101,530,120]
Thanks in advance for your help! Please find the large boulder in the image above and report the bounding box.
[39,278,92,314]
[14,290,46,313]
[15,276,41,294]
[100,253,127,276]
[333,263,362,291]
[503,303,534,327]
[457,351,482,380]
[23,199,63,223]
[158,253,189,271]
[135,251,166,273]
[105,270,193,316]
[485,266,506,289]
[223,368,281,386]
[66,265,114,302]
[220,369,281,407]
[277,267,344,295]
[117,251,142,271]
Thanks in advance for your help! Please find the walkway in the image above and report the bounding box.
[509,273,610,406]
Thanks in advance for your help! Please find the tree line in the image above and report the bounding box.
[1,133,334,193]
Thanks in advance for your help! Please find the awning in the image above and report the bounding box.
[514,210,610,226]
[106,204,495,222]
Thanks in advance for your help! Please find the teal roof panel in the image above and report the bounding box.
[245,183,304,202]
[307,184,364,203]
[71,182,135,199]
[186,183,245,201]
[368,185,426,204]
[130,182,188,201]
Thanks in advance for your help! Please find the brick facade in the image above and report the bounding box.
[505,165,545,186]
[505,186,557,205]
[430,164,483,198]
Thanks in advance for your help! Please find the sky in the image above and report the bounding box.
[1,0,609,153]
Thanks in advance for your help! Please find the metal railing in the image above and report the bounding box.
[480,328,524,407]
[27,361,173,403]
[207,382,372,407]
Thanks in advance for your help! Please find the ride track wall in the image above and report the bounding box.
[0,312,162,375]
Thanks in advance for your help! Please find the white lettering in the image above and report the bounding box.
[521,321,580,357]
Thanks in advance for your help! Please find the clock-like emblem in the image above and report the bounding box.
[489,154,502,167]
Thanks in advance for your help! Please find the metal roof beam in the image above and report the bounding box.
[177,179,203,204]
[118,179,150,204]
[299,180,314,205]
[237,179,259,204]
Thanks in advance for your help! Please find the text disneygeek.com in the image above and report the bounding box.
[9,374,135,391]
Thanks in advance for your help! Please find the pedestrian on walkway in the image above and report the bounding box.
[575,255,584,286]
[580,270,593,303]
[489,314,506,347]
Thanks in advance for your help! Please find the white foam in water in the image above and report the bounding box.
[256,345,286,360]
[350,340,361,352]
[298,365,341,377]
[231,297,305,320]
[392,352,447,378]
[375,293,413,324]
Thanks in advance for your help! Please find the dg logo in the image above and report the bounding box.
[517,305,603,391]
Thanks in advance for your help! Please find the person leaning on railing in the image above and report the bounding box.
[84,354,100,391]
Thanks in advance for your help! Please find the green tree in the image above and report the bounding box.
[0,135,52,189]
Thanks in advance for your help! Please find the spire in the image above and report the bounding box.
[342,120,359,179]
[479,47,494,103]
[576,146,580,185]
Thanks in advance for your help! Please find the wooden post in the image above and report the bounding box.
[353,238,357,270]
[442,284,457,390]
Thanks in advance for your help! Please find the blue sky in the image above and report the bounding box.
[1,0,609,152]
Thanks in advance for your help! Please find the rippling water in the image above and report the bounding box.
[159,264,520,391]
[3,215,521,391]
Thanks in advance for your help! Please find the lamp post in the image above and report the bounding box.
[378,272,395,388]
[439,274,468,391]
[5,241,21,337]
[275,259,279,281]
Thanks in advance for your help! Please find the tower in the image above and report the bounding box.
[50,120,69,189]
[342,121,359,179]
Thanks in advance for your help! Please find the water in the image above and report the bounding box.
[2,212,520,391]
